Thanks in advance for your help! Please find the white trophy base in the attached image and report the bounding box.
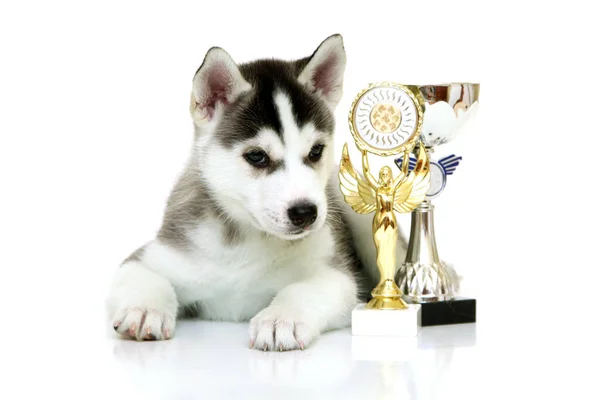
[351,303,422,337]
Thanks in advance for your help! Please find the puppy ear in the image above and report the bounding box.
[191,47,251,123]
[297,34,347,109]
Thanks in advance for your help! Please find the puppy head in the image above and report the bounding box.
[190,35,346,240]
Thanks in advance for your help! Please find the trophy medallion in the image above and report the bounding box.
[348,82,423,156]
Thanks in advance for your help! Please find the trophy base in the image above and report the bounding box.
[404,297,476,327]
[351,303,422,337]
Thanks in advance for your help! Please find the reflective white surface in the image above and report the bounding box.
[17,311,587,400]
[106,320,479,399]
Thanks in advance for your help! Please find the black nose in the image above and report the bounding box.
[287,202,318,228]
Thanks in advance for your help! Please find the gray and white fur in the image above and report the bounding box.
[106,34,403,351]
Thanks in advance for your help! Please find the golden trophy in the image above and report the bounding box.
[339,82,431,336]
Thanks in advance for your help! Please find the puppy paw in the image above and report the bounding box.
[249,306,318,351]
[112,307,175,341]
[107,262,179,341]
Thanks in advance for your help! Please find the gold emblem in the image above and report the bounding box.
[370,103,402,133]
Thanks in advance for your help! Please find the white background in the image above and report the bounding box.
[1,0,599,398]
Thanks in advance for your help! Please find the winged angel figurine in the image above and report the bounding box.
[339,143,430,307]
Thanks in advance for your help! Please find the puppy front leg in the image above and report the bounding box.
[249,266,358,351]
[106,258,178,341]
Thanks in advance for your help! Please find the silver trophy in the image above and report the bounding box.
[394,83,480,326]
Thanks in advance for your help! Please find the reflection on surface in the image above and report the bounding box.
[419,322,477,349]
[348,323,476,399]
[110,321,477,399]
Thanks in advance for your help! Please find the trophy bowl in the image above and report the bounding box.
[417,83,480,148]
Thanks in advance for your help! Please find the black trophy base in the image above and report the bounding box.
[407,297,476,327]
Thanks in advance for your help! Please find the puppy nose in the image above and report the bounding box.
[287,202,318,228]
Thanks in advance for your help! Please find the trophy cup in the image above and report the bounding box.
[338,82,432,337]
[395,83,480,326]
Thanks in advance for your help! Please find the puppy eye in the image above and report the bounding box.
[244,149,270,168]
[308,144,325,162]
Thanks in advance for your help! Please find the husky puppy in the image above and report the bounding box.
[106,34,379,351]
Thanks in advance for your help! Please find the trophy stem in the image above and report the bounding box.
[367,222,408,310]
[406,200,440,264]
[397,199,457,302]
